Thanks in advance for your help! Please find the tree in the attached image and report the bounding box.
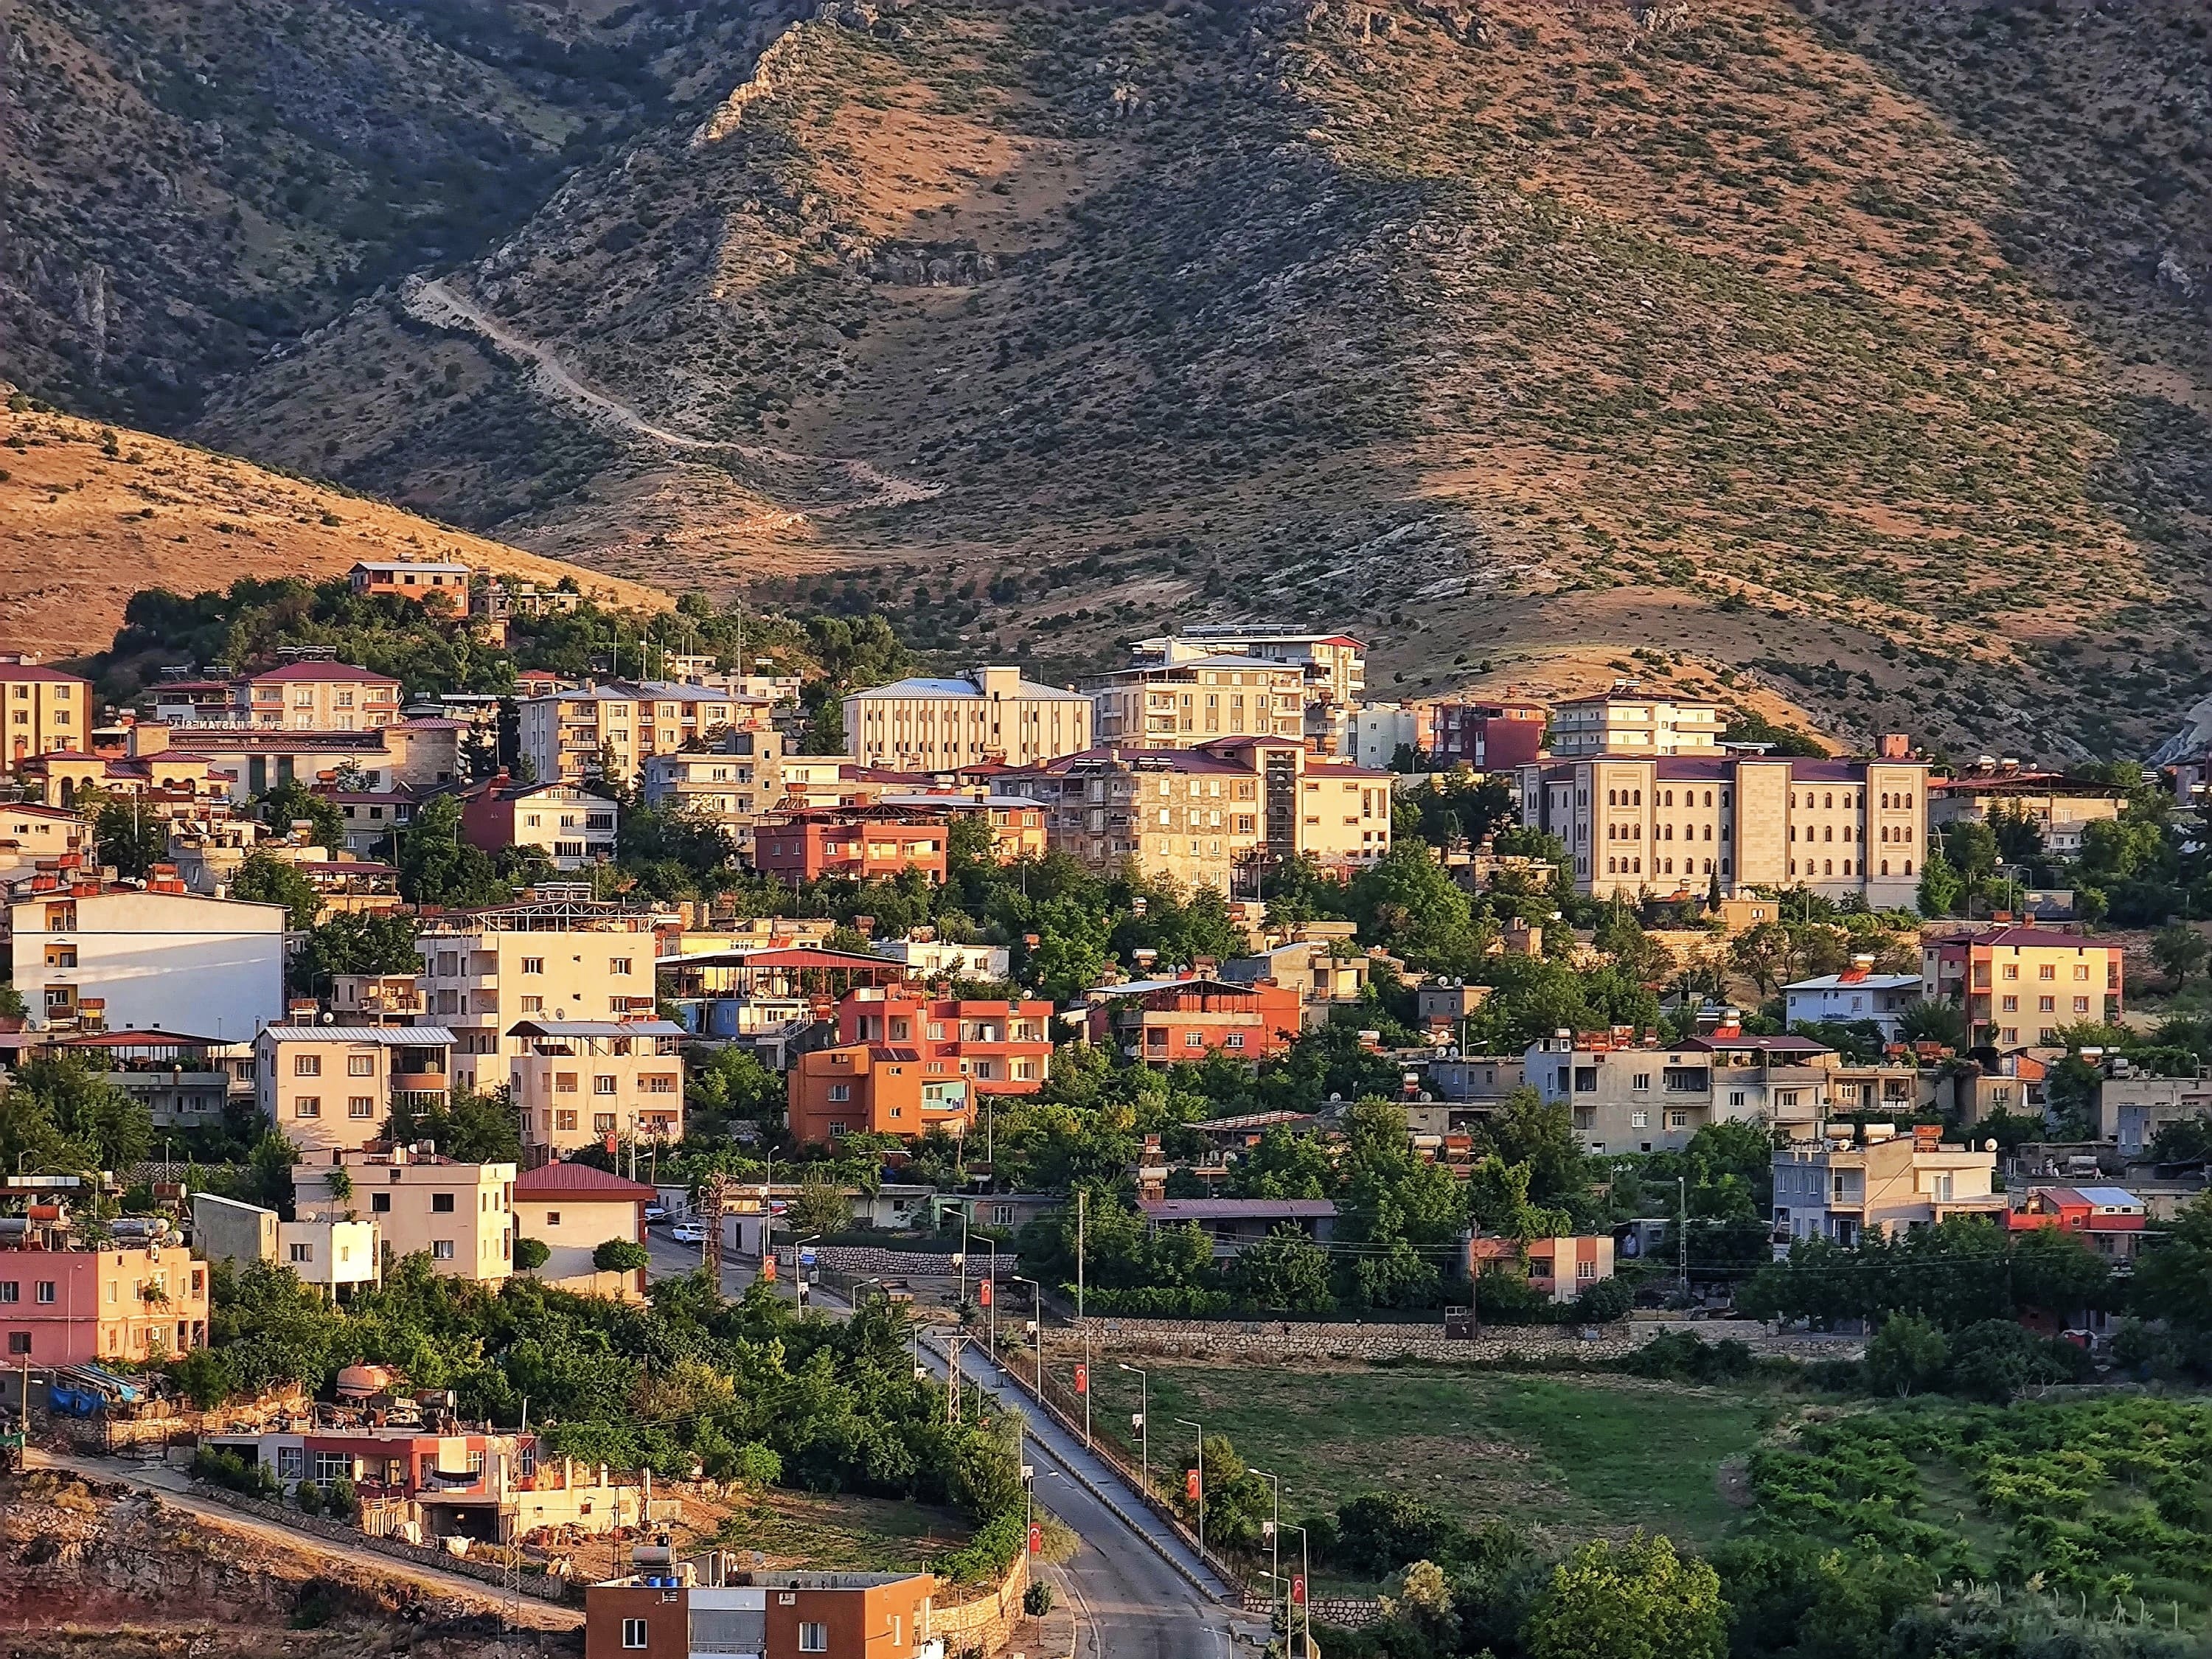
[2132,1194,2212,1332]
[383,1084,521,1165]
[1916,845,1964,918]
[787,1180,852,1239]
[232,849,321,931]
[593,1238,652,1273]
[2,1053,153,1172]
[1728,922,1795,1001]
[293,911,419,993]
[1221,1226,1334,1312]
[689,1048,783,1136]
[397,793,512,907]
[1863,1313,1948,1397]
[88,793,167,880]
[1524,1534,1725,1659]
[514,1237,552,1272]
[256,779,347,853]
[1896,998,1966,1049]
[2152,924,2211,990]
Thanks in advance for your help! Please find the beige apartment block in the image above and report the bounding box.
[233,663,403,731]
[508,1018,686,1159]
[1526,1025,1839,1155]
[1089,655,1310,747]
[640,728,790,859]
[1130,629,1367,707]
[1547,693,1722,757]
[1517,755,1929,906]
[295,1145,516,1282]
[1773,1125,2003,1248]
[416,902,662,1091]
[844,667,1093,771]
[0,661,91,766]
[518,681,754,787]
[254,1025,456,1153]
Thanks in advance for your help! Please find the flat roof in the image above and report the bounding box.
[1138,1198,1337,1221]
[261,1026,458,1044]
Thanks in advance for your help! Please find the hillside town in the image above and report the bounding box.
[0,574,2210,1659]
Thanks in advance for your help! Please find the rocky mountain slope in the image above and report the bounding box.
[0,394,666,657]
[10,0,2212,755]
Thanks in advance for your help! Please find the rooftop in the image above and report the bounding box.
[261,1026,459,1044]
[242,662,402,686]
[513,1161,660,1200]
[506,1020,686,1039]
[849,672,1090,704]
[1138,1198,1338,1222]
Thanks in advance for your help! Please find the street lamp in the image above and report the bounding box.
[1281,1522,1312,1658]
[984,1238,999,1355]
[1118,1362,1148,1489]
[1251,1466,1283,1651]
[1175,1416,1205,1568]
[1011,1275,1043,1399]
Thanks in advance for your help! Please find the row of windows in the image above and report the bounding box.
[293,1096,379,1119]
[1997,995,2094,1014]
[295,1054,379,1077]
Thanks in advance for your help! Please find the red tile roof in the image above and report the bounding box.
[243,663,400,686]
[512,1161,658,1200]
[0,665,88,684]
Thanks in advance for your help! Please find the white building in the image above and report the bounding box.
[1548,693,1723,757]
[1526,1023,1835,1155]
[1772,1126,2003,1249]
[1784,961,1924,1041]
[1,872,286,1038]
[1346,703,1429,770]
[844,667,1093,771]
[1130,628,1366,708]
[873,937,1013,981]
[191,1192,380,1298]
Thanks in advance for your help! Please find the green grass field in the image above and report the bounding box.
[1085,1359,1771,1578]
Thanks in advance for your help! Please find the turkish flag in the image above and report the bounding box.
[1291,1576,1307,1607]
[1073,1363,1088,1395]
[1186,1469,1202,1501]
[978,1279,992,1307]
[1028,1524,1042,1557]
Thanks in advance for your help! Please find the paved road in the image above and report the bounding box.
[26,1446,582,1630]
[644,1230,1249,1658]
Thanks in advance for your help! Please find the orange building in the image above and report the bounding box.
[349,560,473,607]
[1085,974,1303,1064]
[835,987,1053,1094]
[752,808,948,884]
[586,1563,939,1659]
[786,1043,974,1147]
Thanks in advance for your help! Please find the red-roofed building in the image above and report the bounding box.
[0,659,91,766]
[512,1159,660,1299]
[751,806,948,883]
[1922,926,2123,1048]
[1085,974,1303,1065]
[234,661,404,731]
[2008,1185,2149,1262]
[834,986,1053,1094]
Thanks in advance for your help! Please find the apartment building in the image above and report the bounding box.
[639,726,789,856]
[295,1145,516,1282]
[460,777,619,869]
[230,662,404,731]
[1084,975,1304,1063]
[155,718,461,802]
[508,1018,686,1160]
[0,1244,209,1365]
[1771,1124,2002,1248]
[191,1192,380,1299]
[2008,1185,2149,1262]
[254,1025,456,1153]
[0,661,91,765]
[519,681,750,787]
[1,863,286,1037]
[1346,703,1433,771]
[1006,737,1392,893]
[585,1561,941,1659]
[1430,701,1548,771]
[844,666,1093,770]
[751,807,948,883]
[873,791,1048,861]
[871,936,1011,981]
[330,973,428,1025]
[1129,627,1366,706]
[512,1161,658,1298]
[1783,959,1924,1040]
[0,804,88,874]
[1546,693,1722,757]
[57,1029,254,1127]
[348,559,473,606]
[416,902,663,1091]
[835,986,1052,1094]
[1526,1023,1836,1154]
[1090,654,1310,746]
[1921,926,2123,1047]
[1515,751,1930,905]
[1928,768,2127,857]
[787,1043,974,1147]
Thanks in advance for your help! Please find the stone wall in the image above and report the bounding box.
[931,1549,1029,1656]
[774,1245,1013,1280]
[1068,1316,1861,1365]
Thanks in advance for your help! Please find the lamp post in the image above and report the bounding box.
[1281,1522,1312,1658]
[1012,1275,1043,1399]
[956,1210,970,1308]
[985,1238,999,1355]
[1175,1416,1205,1568]
[1251,1467,1283,1651]
[1118,1362,1148,1490]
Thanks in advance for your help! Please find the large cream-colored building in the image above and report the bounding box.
[0,661,91,766]
[232,663,403,731]
[253,1025,457,1153]
[518,681,755,787]
[1090,655,1310,746]
[844,667,1092,771]
[1130,629,1366,707]
[295,1145,516,1283]
[507,1018,686,1159]
[1547,694,1722,757]
[1516,754,1930,905]
[1006,737,1392,893]
[1526,1023,1838,1155]
[415,902,663,1091]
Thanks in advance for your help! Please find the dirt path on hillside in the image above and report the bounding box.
[403,276,940,517]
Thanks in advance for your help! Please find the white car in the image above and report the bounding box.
[671,1222,708,1246]
[644,1203,669,1223]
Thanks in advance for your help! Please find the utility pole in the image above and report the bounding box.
[1252,1467,1283,1651]
[1075,1189,1085,1323]
[1678,1174,1689,1306]
[957,1210,970,1309]
[985,1239,998,1355]
[1081,1325,1092,1451]
[1014,1276,1043,1399]
[1119,1362,1148,1490]
[1177,1417,1205,1568]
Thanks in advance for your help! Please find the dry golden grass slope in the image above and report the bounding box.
[0,399,667,658]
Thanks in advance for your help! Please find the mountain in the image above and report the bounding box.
[10,0,2212,755]
[0,393,667,658]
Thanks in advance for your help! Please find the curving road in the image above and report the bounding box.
[644,1233,1248,1657]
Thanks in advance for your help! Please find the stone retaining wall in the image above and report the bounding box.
[775,1245,1013,1280]
[1244,1588,1384,1630]
[1070,1317,1860,1365]
[931,1549,1029,1655]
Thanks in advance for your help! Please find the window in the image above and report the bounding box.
[293,1096,321,1119]
[2039,997,2055,1013]
[349,1096,375,1119]
[521,995,545,1013]
[799,1625,829,1653]
[432,1240,456,1261]
[293,1054,321,1077]
[289,1242,313,1265]
[348,1054,375,1077]
[4,1334,24,1356]
[2000,995,2017,1012]
[1631,1073,1651,1091]
[554,1110,577,1132]
[1631,1110,1649,1129]
[0,1284,13,1304]
[595,1075,618,1095]
[594,1113,616,1134]
[372,1193,392,1214]
[827,1083,851,1103]
[35,1282,55,1304]
[1185,1031,1206,1048]
[1668,1110,1688,1130]
[2003,964,2019,981]
[610,958,633,976]
[431,1192,456,1213]
[1577,1260,1597,1281]
[521,956,545,975]
[279,1446,306,1481]
[622,1619,649,1651]
[1224,1032,1245,1050]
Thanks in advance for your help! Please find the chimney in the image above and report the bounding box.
[1877,732,1910,759]
[129,724,172,759]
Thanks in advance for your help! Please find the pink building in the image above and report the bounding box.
[0,1245,209,1365]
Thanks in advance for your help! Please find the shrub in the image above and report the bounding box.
[1573,1276,1633,1324]
[1023,1579,1054,1615]
[1332,1492,1464,1578]
[594,1237,652,1274]
[296,1480,324,1516]
[191,1445,273,1495]
[1863,1314,1948,1397]
[1618,1332,1757,1384]
[1079,1285,1232,1318]
[939,1508,1026,1585]
[514,1237,551,1272]
[324,1478,361,1524]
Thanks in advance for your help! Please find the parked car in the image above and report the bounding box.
[672,1222,707,1245]
[644,1203,668,1223]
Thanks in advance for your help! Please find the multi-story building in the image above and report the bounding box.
[230,662,405,731]
[519,681,751,787]
[1083,975,1304,1064]
[1346,703,1433,771]
[639,726,790,857]
[508,1018,686,1161]
[751,807,948,883]
[151,718,460,802]
[1128,627,1366,707]
[787,1043,974,1147]
[834,986,1052,1094]
[844,666,1093,771]
[1430,700,1549,771]
[871,936,1012,981]
[1,862,286,1037]
[294,1144,516,1282]
[512,1160,659,1299]
[191,1192,380,1300]
[1784,959,1924,1041]
[254,1024,456,1153]
[1007,737,1393,894]
[1090,654,1310,747]
[1921,925,2123,1048]
[1546,692,1722,757]
[415,901,664,1091]
[1927,767,2128,858]
[585,1559,942,1659]
[0,660,91,766]
[0,1243,209,1365]
[1220,939,1373,1029]
[872,791,1048,862]
[1515,750,1930,905]
[330,973,428,1025]
[1771,1124,2003,1248]
[55,1029,254,1127]
[2008,1184,2150,1262]
[459,777,619,869]
[349,559,474,606]
[1526,1022,1837,1155]
[0,803,89,874]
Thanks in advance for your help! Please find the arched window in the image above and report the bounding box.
[1843,860,1852,875]
[1881,860,1890,876]
[1789,860,1798,876]
[1824,792,1834,809]
[1607,789,1616,806]
[1633,790,1642,806]
[1607,857,1617,874]
[1905,859,1914,875]
[1704,790,1714,807]
[1721,858,1732,875]
[1842,826,1852,843]
[1880,792,1890,809]
[1823,859,1834,876]
[1703,824,1714,841]
[1823,826,1834,843]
